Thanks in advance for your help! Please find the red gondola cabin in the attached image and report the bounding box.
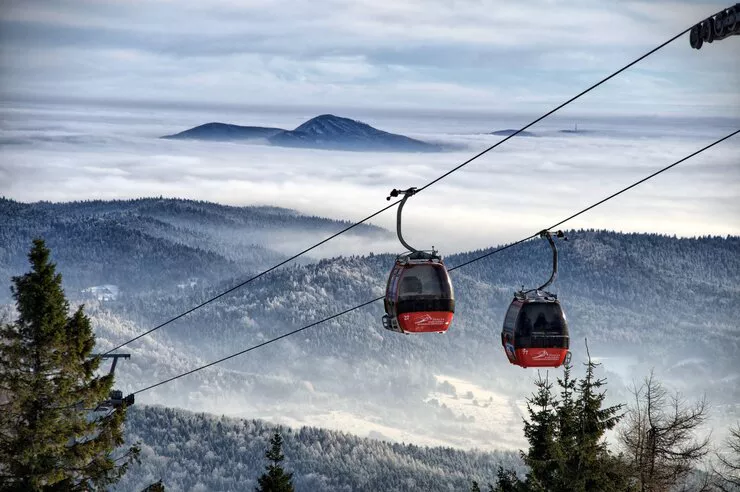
[501,291,570,368]
[383,253,454,334]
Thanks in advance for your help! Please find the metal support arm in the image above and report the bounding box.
[90,353,134,409]
[92,353,131,375]
[536,230,566,292]
[387,187,420,253]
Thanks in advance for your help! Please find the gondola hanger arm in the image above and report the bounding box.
[387,187,423,254]
[536,230,566,292]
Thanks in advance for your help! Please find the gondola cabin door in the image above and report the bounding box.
[383,259,454,334]
[501,300,522,364]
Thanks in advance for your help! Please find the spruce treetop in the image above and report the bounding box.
[0,239,138,491]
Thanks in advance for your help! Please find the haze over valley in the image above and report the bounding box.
[1,101,739,490]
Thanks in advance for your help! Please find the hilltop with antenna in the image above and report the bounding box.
[560,123,582,134]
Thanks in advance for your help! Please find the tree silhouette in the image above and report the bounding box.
[521,372,558,489]
[256,430,294,492]
[713,422,740,490]
[619,370,710,491]
[491,343,630,491]
[0,239,138,490]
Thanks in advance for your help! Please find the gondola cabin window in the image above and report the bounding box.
[398,264,453,300]
[503,302,521,336]
[522,303,566,334]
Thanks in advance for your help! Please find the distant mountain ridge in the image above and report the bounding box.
[0,197,387,298]
[162,122,283,141]
[162,114,443,152]
[491,129,537,137]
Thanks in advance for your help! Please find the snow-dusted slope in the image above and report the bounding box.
[4,199,739,455]
[115,406,522,492]
[79,226,740,454]
[270,114,441,152]
[0,197,388,298]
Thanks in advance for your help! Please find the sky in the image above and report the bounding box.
[1,0,739,116]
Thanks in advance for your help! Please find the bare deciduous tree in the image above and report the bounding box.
[712,422,740,491]
[619,371,711,492]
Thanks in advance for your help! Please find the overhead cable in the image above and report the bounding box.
[104,22,696,355]
[130,129,738,396]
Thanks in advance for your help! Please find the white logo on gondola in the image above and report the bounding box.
[532,350,561,361]
[414,314,446,326]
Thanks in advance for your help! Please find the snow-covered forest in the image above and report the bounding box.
[0,197,388,296]
[2,197,739,486]
[117,406,522,491]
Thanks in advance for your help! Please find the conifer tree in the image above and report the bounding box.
[521,372,558,489]
[491,466,525,492]
[256,430,294,492]
[551,361,579,491]
[0,239,138,491]
[570,351,627,491]
[492,345,630,492]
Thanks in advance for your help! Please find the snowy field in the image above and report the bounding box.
[256,374,529,451]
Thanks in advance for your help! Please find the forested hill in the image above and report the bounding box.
[3,198,739,453]
[162,114,443,152]
[116,405,521,492]
[111,229,740,374]
[83,227,739,454]
[0,197,387,298]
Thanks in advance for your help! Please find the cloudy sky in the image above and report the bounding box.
[1,0,738,116]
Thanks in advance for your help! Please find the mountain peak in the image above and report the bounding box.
[267,113,441,152]
[292,114,376,136]
[163,114,444,152]
[312,114,350,121]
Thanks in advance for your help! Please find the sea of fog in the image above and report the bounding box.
[1,101,739,256]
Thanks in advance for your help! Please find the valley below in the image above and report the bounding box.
[3,197,738,462]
